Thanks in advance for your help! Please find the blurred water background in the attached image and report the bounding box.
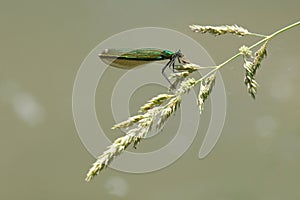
[1,1,299,199]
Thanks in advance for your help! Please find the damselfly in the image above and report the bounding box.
[99,48,188,85]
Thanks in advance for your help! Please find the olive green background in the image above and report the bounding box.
[1,0,300,199]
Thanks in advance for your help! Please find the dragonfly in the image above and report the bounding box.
[99,48,188,86]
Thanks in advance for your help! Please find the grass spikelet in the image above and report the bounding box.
[197,74,216,113]
[189,24,250,36]
[157,96,181,129]
[112,115,144,129]
[139,94,175,113]
[242,41,268,98]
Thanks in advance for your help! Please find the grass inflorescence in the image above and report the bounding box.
[85,21,300,181]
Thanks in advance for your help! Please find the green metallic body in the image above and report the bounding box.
[99,48,175,61]
[99,48,184,85]
[99,48,177,69]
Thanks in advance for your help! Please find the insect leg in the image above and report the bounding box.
[162,60,173,86]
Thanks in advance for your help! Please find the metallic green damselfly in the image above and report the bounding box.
[99,48,187,85]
